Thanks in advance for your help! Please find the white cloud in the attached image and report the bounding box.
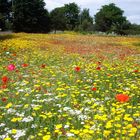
[44,0,140,24]
[128,15,140,24]
[45,0,63,11]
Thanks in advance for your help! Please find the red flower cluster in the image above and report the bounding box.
[115,94,129,103]
[91,87,97,91]
[22,63,28,67]
[96,66,101,70]
[1,97,7,102]
[74,66,81,72]
[133,70,139,73]
[41,64,46,68]
[2,76,8,84]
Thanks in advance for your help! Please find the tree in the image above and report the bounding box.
[78,8,93,32]
[78,19,94,32]
[80,8,93,24]
[13,0,50,33]
[64,2,80,30]
[50,7,66,33]
[0,0,12,30]
[95,3,129,34]
[125,23,140,35]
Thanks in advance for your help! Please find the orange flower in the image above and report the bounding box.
[74,66,80,72]
[115,94,129,103]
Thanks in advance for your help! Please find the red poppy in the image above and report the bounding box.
[1,97,7,102]
[75,66,81,72]
[92,87,97,91]
[2,76,8,84]
[115,94,129,103]
[41,64,46,68]
[96,66,101,70]
[133,70,139,73]
[7,64,15,71]
[22,63,28,67]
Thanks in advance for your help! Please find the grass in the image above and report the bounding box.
[0,32,140,140]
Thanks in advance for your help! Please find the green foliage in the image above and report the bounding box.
[64,2,80,30]
[0,0,11,30]
[77,8,93,32]
[1,1,140,35]
[95,3,130,34]
[80,8,93,24]
[13,0,50,33]
[0,0,11,16]
[125,24,140,35]
[78,19,94,32]
[50,7,66,32]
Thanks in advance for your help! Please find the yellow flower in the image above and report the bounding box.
[30,135,35,139]
[103,130,111,137]
[24,104,29,108]
[124,116,133,121]
[0,90,3,94]
[5,103,12,109]
[33,106,42,111]
[115,124,121,128]
[55,124,62,129]
[73,130,80,135]
[84,125,90,129]
[83,129,89,133]
[39,114,47,119]
[4,137,11,140]
[88,130,94,134]
[122,130,127,134]
[116,129,121,133]
[125,124,133,129]
[128,133,135,137]
[25,93,29,96]
[42,135,51,140]
[105,122,112,129]
[54,129,59,133]
[12,129,17,134]
[46,112,52,118]
[38,133,43,136]
[129,127,137,133]
[133,113,139,117]
[11,117,22,122]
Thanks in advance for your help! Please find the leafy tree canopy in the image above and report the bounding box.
[13,0,50,33]
[0,0,11,30]
[64,2,80,30]
[50,7,66,32]
[80,8,93,24]
[95,3,130,34]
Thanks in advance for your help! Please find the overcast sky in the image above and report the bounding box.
[44,0,140,24]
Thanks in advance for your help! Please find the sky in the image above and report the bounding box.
[44,0,140,24]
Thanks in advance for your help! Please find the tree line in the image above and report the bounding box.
[0,0,140,35]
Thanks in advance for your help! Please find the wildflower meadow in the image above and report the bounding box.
[0,33,140,140]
